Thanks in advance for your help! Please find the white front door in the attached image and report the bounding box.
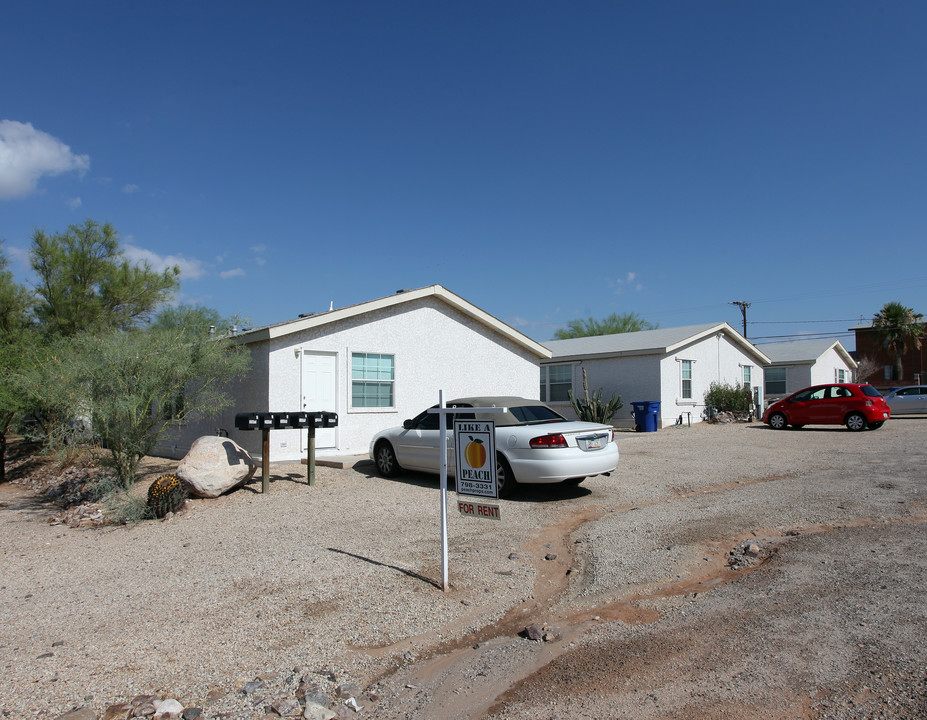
[300,352,337,450]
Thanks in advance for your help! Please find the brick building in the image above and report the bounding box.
[851,322,927,387]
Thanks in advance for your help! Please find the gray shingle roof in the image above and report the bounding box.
[544,322,772,361]
[759,339,841,364]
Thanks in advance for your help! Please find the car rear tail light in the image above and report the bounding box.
[530,433,568,448]
[865,400,874,406]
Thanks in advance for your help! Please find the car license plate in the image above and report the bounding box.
[578,433,607,451]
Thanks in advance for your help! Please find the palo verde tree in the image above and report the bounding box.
[872,301,925,382]
[553,312,657,340]
[21,323,251,489]
[148,303,243,342]
[23,219,182,445]
[30,219,180,337]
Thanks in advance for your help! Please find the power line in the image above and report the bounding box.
[752,331,856,343]
[749,319,860,325]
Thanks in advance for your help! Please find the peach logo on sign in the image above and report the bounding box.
[465,436,487,468]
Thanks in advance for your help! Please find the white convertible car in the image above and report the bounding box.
[368,396,619,497]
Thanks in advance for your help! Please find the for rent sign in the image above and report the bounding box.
[458,500,501,520]
[454,419,497,499]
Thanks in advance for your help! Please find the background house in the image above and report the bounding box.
[154,285,550,461]
[541,323,769,429]
[850,322,927,387]
[758,339,857,401]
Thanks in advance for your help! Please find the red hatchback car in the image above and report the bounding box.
[762,383,890,431]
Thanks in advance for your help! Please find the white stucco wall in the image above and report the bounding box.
[659,332,764,425]
[810,346,856,386]
[543,332,765,429]
[155,296,542,462]
[263,299,539,460]
[765,347,857,402]
[547,354,662,428]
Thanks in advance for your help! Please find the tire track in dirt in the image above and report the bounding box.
[355,468,927,719]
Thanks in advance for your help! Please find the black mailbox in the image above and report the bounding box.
[289,412,311,429]
[319,411,339,428]
[272,412,294,429]
[235,412,260,431]
[255,412,275,430]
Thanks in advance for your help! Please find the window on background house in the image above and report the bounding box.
[742,365,752,388]
[835,368,847,383]
[884,366,892,381]
[351,353,394,407]
[540,365,573,402]
[765,367,786,395]
[681,360,693,399]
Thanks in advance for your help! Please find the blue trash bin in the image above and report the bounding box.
[631,401,661,432]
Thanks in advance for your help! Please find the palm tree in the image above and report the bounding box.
[872,302,925,381]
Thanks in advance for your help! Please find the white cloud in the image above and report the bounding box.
[613,271,644,294]
[66,197,82,209]
[254,257,266,266]
[122,183,139,194]
[250,243,266,253]
[0,120,90,199]
[123,244,206,280]
[220,268,246,279]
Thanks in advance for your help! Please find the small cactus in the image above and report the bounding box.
[568,368,623,424]
[147,474,186,518]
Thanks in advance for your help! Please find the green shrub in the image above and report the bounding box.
[704,382,753,414]
[102,489,154,525]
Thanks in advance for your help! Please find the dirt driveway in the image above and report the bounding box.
[2,418,926,719]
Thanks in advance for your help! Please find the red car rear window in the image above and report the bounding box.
[859,385,881,398]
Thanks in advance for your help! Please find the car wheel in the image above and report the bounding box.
[374,441,401,477]
[768,412,788,430]
[496,453,518,499]
[845,412,868,432]
[868,421,884,430]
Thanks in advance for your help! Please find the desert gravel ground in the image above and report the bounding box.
[1,417,925,719]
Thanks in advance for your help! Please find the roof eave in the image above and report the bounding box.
[230,285,551,359]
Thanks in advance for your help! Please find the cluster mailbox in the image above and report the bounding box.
[233,410,339,493]
[234,411,339,431]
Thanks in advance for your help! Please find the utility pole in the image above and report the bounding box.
[730,301,750,338]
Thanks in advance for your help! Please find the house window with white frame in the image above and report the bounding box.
[680,359,693,400]
[540,364,573,402]
[351,353,394,407]
[742,365,752,388]
[835,368,847,383]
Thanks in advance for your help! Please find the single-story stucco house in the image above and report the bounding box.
[541,323,770,429]
[153,285,551,462]
[757,339,857,401]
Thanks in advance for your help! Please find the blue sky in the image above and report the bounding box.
[2,2,925,349]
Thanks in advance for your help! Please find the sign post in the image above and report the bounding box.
[428,392,507,591]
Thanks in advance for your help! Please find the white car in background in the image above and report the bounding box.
[882,386,927,415]
[368,396,619,497]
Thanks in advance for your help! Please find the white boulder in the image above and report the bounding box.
[177,436,257,498]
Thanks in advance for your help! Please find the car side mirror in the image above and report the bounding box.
[403,419,414,430]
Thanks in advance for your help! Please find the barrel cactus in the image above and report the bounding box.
[147,474,187,518]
